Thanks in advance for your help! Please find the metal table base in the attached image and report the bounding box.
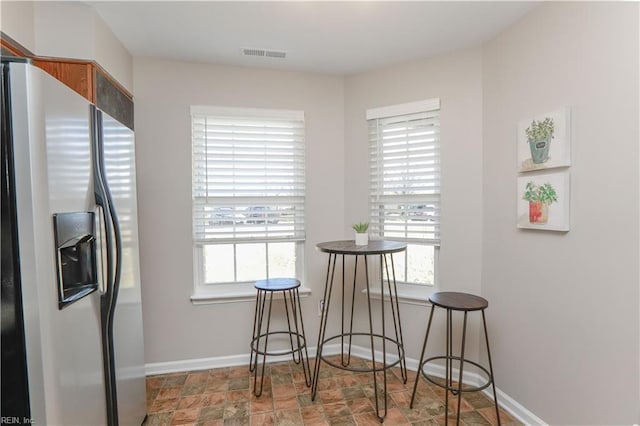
[312,240,407,422]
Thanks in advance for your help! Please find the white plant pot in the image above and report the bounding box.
[355,232,368,246]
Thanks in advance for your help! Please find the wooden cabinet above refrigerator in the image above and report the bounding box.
[1,33,134,130]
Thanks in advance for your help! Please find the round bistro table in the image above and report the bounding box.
[312,240,407,422]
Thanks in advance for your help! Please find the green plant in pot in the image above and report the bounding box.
[523,182,558,224]
[352,222,369,246]
[525,117,555,164]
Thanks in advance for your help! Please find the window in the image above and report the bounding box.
[191,106,305,297]
[367,99,440,286]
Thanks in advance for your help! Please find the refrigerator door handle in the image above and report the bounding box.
[102,181,123,307]
[91,105,122,426]
[93,108,123,305]
[93,136,115,299]
[94,203,110,294]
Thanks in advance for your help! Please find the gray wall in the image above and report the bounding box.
[133,57,345,363]
[482,2,639,423]
[1,1,35,51]
[343,48,485,362]
[134,47,487,378]
[0,1,133,91]
[135,36,488,396]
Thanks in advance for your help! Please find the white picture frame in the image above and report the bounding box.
[517,169,570,232]
[517,108,571,172]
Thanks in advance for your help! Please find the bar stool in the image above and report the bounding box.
[249,278,311,397]
[410,292,500,425]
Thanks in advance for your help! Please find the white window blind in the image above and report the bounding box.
[191,106,305,243]
[368,99,440,245]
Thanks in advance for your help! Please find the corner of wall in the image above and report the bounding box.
[0,1,35,52]
[91,8,134,93]
[29,1,133,93]
[480,2,639,423]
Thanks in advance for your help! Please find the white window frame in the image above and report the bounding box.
[365,98,441,303]
[190,106,308,303]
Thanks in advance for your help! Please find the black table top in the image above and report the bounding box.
[316,240,407,255]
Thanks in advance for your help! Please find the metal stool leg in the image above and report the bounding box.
[283,290,299,364]
[445,308,451,426]
[448,309,455,397]
[251,289,267,377]
[455,311,468,426]
[251,290,261,389]
[384,253,407,383]
[363,256,386,421]
[253,291,273,397]
[482,310,501,426]
[293,287,312,387]
[342,255,358,367]
[340,255,346,366]
[312,253,337,399]
[379,254,388,421]
[249,289,263,373]
[410,304,435,408]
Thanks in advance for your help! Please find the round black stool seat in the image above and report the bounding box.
[411,291,501,425]
[255,277,300,292]
[429,291,488,311]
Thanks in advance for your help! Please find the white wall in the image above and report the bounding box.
[0,1,35,52]
[343,48,485,362]
[0,1,133,92]
[33,2,133,91]
[133,57,345,363]
[32,2,93,61]
[482,2,639,424]
[133,47,486,370]
[134,48,487,385]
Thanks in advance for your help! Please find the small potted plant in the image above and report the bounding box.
[523,182,558,224]
[525,117,555,164]
[352,222,369,246]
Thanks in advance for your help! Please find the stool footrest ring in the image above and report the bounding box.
[419,355,494,393]
[251,331,307,357]
[319,333,404,373]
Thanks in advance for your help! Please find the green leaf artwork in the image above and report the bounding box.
[525,117,555,142]
[522,182,558,205]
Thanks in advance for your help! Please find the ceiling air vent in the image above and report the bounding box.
[242,48,287,59]
[265,50,286,59]
[242,48,265,57]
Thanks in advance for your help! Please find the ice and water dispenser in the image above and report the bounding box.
[53,212,98,309]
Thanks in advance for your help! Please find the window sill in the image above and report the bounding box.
[363,284,435,306]
[191,283,312,305]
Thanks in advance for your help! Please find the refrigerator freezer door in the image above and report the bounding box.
[101,110,147,425]
[10,62,107,425]
[1,60,31,422]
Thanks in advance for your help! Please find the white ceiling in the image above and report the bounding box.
[91,1,537,75]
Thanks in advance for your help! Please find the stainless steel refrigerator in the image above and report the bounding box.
[1,58,146,425]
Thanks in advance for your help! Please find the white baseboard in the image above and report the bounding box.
[145,353,250,375]
[491,386,546,426]
[145,344,343,376]
[328,344,546,425]
[145,344,545,425]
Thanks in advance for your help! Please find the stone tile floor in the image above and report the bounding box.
[144,355,521,425]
